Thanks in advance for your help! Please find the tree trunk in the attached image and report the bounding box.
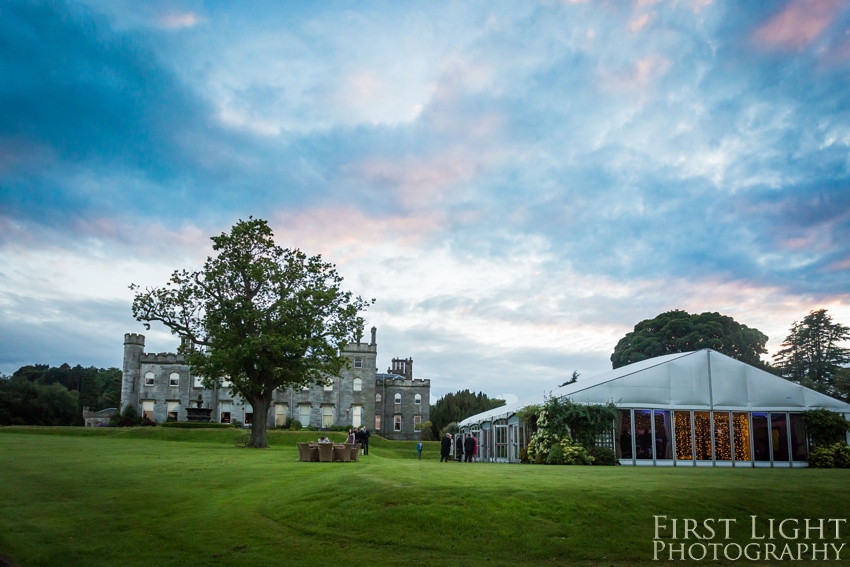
[248,394,272,448]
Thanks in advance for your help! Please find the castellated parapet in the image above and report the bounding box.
[119,327,430,439]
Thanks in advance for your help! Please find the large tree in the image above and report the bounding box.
[131,218,370,448]
[773,309,850,399]
[428,390,506,439]
[611,310,769,369]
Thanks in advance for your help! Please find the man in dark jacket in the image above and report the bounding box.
[456,435,464,461]
[464,434,475,462]
[440,433,452,462]
[360,426,371,455]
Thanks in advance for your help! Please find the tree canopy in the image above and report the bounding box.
[774,309,850,400]
[0,375,80,426]
[610,310,769,369]
[131,218,371,448]
[428,389,506,439]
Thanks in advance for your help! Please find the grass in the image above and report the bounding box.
[0,427,849,567]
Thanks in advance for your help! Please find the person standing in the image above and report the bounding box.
[456,434,464,461]
[440,433,451,462]
[360,426,371,455]
[464,434,475,463]
[346,428,355,444]
[417,441,423,460]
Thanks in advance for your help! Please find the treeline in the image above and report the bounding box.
[427,389,506,440]
[0,364,122,426]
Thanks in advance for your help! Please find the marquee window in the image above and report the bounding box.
[654,410,673,460]
[616,410,632,460]
[169,373,180,387]
[414,394,421,405]
[732,412,751,461]
[322,406,334,428]
[353,378,362,392]
[166,401,179,421]
[144,372,155,387]
[790,413,808,462]
[394,393,401,405]
[393,415,401,432]
[673,411,692,460]
[634,410,652,460]
[375,393,381,403]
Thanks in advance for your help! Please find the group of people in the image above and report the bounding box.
[346,426,371,455]
[439,432,478,462]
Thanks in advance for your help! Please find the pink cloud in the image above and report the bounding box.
[599,54,671,91]
[754,0,843,51]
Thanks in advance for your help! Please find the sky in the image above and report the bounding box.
[2,0,850,403]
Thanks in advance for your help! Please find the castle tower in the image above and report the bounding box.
[121,333,145,412]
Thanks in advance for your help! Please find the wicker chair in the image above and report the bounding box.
[317,443,335,462]
[333,444,350,462]
[297,442,311,462]
[348,443,360,462]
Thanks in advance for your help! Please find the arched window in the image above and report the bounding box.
[169,372,180,387]
[144,372,155,386]
[353,378,362,392]
[394,393,401,405]
[414,394,421,405]
[375,393,382,403]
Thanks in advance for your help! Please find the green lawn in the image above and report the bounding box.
[1,427,848,567]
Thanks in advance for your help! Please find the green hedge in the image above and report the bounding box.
[160,422,232,429]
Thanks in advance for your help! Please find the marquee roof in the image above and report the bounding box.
[459,349,850,427]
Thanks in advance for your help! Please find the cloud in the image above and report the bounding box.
[753,0,844,51]
[160,12,199,29]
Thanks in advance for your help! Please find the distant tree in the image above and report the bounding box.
[774,309,850,399]
[0,377,79,426]
[11,364,122,423]
[559,370,580,388]
[428,390,506,440]
[131,218,370,448]
[611,310,769,370]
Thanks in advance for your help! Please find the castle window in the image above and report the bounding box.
[414,415,422,431]
[414,394,421,405]
[375,393,381,403]
[394,393,401,405]
[275,404,287,427]
[394,415,401,432]
[353,378,362,392]
[244,405,253,426]
[193,375,204,388]
[324,379,334,392]
[169,373,180,387]
[144,372,155,387]
[142,400,154,421]
[322,405,334,428]
[299,404,311,427]
[219,402,232,424]
[352,405,362,428]
[354,358,362,369]
[167,401,179,421]
[375,415,381,430]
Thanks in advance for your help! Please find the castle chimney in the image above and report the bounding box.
[370,326,377,346]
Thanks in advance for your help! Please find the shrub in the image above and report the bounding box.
[534,452,545,464]
[559,436,592,465]
[802,409,850,447]
[231,419,243,428]
[545,443,565,465]
[835,443,850,468]
[588,447,619,466]
[519,448,529,464]
[110,405,142,427]
[809,446,835,468]
[289,420,302,431]
[160,422,231,429]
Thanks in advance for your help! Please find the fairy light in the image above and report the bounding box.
[713,412,732,461]
[733,412,751,461]
[694,412,712,460]
[674,411,692,460]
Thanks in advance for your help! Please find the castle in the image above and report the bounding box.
[120,326,430,440]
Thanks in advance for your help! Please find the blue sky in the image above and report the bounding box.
[2,0,850,402]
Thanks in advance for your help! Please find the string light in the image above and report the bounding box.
[713,413,732,461]
[733,412,751,461]
[674,411,692,460]
[694,412,712,460]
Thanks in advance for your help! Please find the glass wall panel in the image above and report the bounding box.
[770,413,789,462]
[693,411,712,460]
[712,412,732,461]
[616,410,633,459]
[732,412,751,461]
[752,412,770,461]
[654,410,673,459]
[674,411,693,460]
[789,413,808,462]
[634,410,652,459]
